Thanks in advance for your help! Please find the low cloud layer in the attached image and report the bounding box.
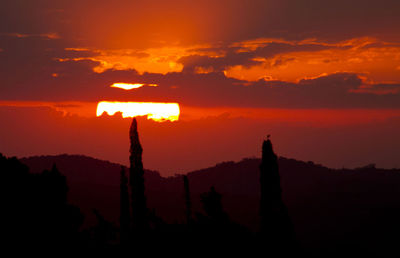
[1,0,400,109]
[0,35,399,108]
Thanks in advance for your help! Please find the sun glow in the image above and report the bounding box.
[96,101,180,122]
[111,83,145,90]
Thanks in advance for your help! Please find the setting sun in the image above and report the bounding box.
[96,101,180,122]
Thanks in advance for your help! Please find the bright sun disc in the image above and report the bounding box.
[96,101,180,122]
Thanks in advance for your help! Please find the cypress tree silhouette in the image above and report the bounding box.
[200,186,229,224]
[92,208,115,247]
[129,118,148,234]
[259,136,295,246]
[183,175,192,225]
[119,166,130,245]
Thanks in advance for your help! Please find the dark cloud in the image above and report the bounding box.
[1,47,399,108]
[1,0,400,49]
[122,71,400,108]
[179,53,261,73]
[179,42,337,72]
[0,0,399,108]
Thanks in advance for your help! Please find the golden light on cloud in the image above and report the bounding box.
[96,101,180,122]
[225,37,400,83]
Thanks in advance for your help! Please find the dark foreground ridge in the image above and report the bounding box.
[18,153,400,255]
[3,118,399,255]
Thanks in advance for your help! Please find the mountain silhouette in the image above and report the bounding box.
[21,154,400,255]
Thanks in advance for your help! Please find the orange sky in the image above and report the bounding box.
[0,102,399,174]
[0,0,399,174]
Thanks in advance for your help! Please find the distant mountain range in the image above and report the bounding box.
[21,154,400,255]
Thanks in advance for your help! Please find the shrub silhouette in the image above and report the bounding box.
[0,153,83,248]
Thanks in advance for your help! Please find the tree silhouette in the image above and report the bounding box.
[129,118,148,234]
[119,166,130,245]
[200,186,229,224]
[0,154,83,247]
[259,137,295,249]
[92,208,116,247]
[195,186,249,249]
[183,175,192,225]
[30,164,84,247]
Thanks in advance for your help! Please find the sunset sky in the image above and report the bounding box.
[1,0,399,175]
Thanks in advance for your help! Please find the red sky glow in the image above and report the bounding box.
[0,0,399,174]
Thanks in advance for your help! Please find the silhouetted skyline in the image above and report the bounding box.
[1,0,399,255]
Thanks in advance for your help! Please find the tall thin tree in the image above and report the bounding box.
[183,175,192,225]
[129,118,148,234]
[120,166,130,245]
[259,136,295,244]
